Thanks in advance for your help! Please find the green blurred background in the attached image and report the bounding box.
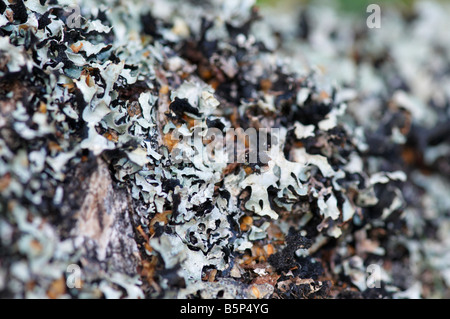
[256,0,418,13]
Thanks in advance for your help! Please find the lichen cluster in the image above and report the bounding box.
[1,0,449,299]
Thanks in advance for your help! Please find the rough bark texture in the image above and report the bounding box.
[62,157,141,280]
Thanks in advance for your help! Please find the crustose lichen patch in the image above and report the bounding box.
[0,0,449,299]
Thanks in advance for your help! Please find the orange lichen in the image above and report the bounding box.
[159,85,169,95]
[260,79,272,92]
[70,42,83,53]
[243,166,253,175]
[149,210,172,236]
[136,225,149,242]
[265,243,275,256]
[39,102,47,113]
[163,132,179,152]
[319,90,330,100]
[0,173,11,192]
[251,285,261,299]
[202,268,218,282]
[61,82,75,92]
[30,239,43,253]
[103,130,118,142]
[48,141,62,152]
[240,215,253,232]
[182,114,196,129]
[47,277,66,299]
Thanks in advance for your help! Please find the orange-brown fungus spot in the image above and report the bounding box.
[48,141,62,152]
[149,210,172,235]
[244,166,253,175]
[163,132,178,152]
[136,225,149,242]
[62,83,75,92]
[159,85,169,95]
[198,65,213,81]
[103,130,118,142]
[0,173,11,192]
[208,269,217,282]
[70,42,83,53]
[39,102,47,113]
[260,79,272,92]
[251,285,261,299]
[240,215,253,232]
[47,277,66,299]
[182,114,196,129]
[265,244,275,256]
[319,90,330,100]
[402,146,417,165]
[209,79,220,90]
[30,239,43,253]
